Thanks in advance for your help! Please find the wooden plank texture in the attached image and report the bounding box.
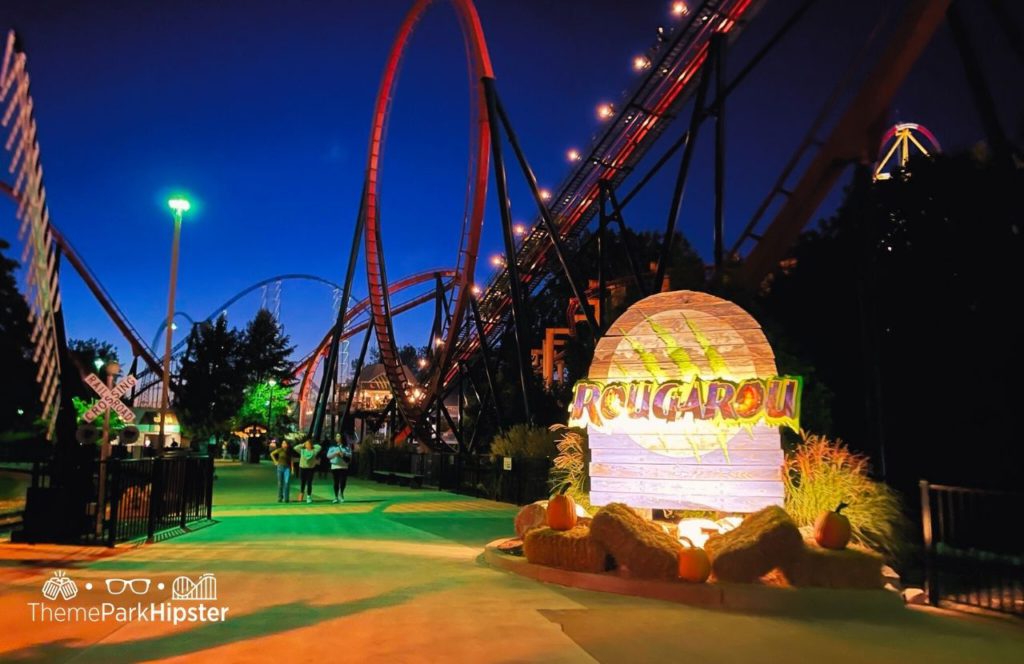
[591,477,785,498]
[590,462,782,482]
[582,290,787,514]
[590,447,784,466]
[589,491,785,512]
[589,430,780,450]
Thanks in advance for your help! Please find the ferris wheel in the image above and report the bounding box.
[873,122,942,181]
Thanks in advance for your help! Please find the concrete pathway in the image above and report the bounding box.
[0,461,1021,663]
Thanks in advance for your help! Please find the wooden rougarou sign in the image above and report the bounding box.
[569,291,801,513]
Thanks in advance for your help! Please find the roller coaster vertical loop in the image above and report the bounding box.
[362,0,494,436]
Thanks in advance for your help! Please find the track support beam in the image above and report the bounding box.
[482,77,532,424]
[712,32,727,272]
[488,82,600,340]
[654,52,712,293]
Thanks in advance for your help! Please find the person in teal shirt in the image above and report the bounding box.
[295,439,322,503]
[327,433,353,504]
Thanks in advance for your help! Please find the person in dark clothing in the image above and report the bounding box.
[326,435,351,504]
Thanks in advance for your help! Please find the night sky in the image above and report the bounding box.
[2,0,1021,366]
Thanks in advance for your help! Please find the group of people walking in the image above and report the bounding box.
[269,435,353,504]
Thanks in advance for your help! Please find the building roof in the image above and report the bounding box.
[355,363,417,391]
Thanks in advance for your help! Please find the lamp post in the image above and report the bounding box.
[266,378,277,443]
[96,358,119,535]
[159,197,190,451]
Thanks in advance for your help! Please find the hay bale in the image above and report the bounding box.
[589,503,681,580]
[705,506,803,583]
[781,543,885,589]
[514,502,548,538]
[523,526,609,573]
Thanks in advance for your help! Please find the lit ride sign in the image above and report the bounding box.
[569,291,802,513]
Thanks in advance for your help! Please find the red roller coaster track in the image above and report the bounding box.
[442,0,758,390]
[361,0,493,435]
[293,268,456,429]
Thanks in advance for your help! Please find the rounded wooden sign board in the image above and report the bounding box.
[581,290,787,513]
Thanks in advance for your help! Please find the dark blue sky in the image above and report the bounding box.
[2,0,1021,365]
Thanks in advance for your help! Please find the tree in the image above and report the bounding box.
[72,396,126,430]
[234,381,293,438]
[0,239,40,433]
[398,344,419,371]
[67,338,120,395]
[174,316,247,444]
[762,152,1024,490]
[240,309,295,385]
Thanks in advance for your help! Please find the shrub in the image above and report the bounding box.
[784,432,909,558]
[490,424,556,460]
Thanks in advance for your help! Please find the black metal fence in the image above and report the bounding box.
[361,450,551,505]
[102,456,214,546]
[920,480,1024,617]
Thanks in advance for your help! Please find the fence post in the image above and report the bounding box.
[106,460,120,547]
[179,459,190,530]
[919,479,938,606]
[206,457,214,520]
[147,458,163,543]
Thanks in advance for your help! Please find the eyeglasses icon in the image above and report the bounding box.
[105,578,151,595]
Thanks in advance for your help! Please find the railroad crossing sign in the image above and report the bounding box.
[82,373,137,423]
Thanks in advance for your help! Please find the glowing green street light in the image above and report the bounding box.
[93,358,105,370]
[167,198,191,214]
[267,377,278,442]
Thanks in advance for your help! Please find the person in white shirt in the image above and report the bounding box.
[327,434,352,504]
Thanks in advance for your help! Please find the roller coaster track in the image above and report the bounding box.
[439,0,950,397]
[131,274,356,401]
[294,268,456,429]
[441,0,759,390]
[145,273,349,362]
[359,0,493,440]
[352,0,761,443]
[1,181,164,376]
[4,0,958,443]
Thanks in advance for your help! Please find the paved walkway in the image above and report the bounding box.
[0,461,1021,663]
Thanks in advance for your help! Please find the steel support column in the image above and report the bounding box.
[597,188,607,331]
[339,324,373,437]
[482,76,532,423]
[468,295,504,431]
[604,184,648,297]
[310,189,365,443]
[654,54,712,292]
[491,87,600,338]
[712,32,727,271]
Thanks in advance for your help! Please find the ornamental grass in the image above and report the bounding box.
[784,433,909,559]
[547,425,596,512]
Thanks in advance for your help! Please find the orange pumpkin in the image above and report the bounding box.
[546,493,578,531]
[677,546,711,583]
[814,502,852,550]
